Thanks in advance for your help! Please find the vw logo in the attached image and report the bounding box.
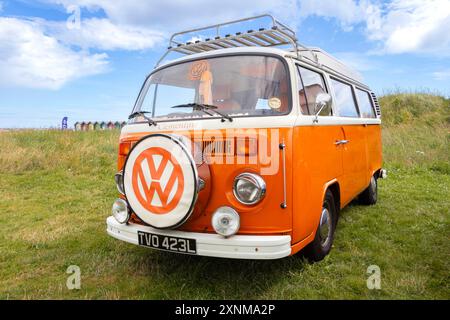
[132,147,184,214]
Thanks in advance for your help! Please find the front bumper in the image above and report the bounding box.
[106,216,292,260]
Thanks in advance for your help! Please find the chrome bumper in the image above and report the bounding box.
[106,216,292,260]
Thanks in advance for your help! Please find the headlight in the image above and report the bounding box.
[115,171,124,195]
[211,207,240,237]
[112,198,130,224]
[233,173,266,205]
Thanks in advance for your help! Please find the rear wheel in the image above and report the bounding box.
[304,190,337,262]
[359,175,378,205]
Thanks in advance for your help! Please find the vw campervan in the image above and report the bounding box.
[107,15,385,261]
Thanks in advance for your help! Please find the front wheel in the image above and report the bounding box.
[304,190,337,262]
[359,175,378,205]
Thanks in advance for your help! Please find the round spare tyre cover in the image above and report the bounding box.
[123,134,198,229]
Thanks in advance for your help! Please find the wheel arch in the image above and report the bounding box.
[302,179,341,262]
[322,179,341,214]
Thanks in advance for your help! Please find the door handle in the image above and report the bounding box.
[335,140,350,146]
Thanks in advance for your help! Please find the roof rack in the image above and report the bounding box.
[155,14,318,68]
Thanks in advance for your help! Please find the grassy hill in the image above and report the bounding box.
[381,93,449,173]
[0,93,448,299]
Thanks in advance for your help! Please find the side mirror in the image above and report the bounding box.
[313,93,332,123]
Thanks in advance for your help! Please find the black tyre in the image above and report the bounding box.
[304,190,337,262]
[359,175,378,205]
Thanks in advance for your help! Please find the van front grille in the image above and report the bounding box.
[201,139,234,157]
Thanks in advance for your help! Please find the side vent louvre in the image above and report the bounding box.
[370,92,381,117]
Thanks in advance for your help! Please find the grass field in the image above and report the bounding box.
[0,93,449,299]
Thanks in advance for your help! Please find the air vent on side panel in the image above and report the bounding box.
[370,92,381,117]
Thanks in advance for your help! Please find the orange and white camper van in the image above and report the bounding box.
[107,15,386,261]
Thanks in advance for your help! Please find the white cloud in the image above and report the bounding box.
[299,0,372,31]
[0,17,108,89]
[50,0,301,29]
[367,0,450,55]
[47,0,288,53]
[45,18,164,51]
[298,0,450,56]
[0,2,166,89]
[49,0,450,56]
[40,0,301,53]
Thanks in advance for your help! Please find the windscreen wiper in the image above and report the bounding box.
[171,103,233,122]
[128,111,157,126]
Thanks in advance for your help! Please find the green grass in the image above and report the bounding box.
[0,93,449,299]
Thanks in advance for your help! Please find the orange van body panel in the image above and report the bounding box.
[118,122,382,252]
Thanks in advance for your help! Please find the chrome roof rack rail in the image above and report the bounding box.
[155,14,319,68]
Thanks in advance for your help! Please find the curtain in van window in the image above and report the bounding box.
[330,79,359,117]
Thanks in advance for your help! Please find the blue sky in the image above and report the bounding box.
[0,0,449,128]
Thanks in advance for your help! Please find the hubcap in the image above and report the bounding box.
[319,207,332,248]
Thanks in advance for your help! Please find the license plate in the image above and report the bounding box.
[137,231,197,254]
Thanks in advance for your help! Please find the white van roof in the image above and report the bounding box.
[291,47,364,84]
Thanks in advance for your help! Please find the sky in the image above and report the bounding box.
[0,0,449,128]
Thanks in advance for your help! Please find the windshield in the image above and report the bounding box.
[132,55,291,121]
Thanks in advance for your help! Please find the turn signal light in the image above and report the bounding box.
[118,141,133,171]
[119,141,132,156]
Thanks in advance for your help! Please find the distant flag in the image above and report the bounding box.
[62,117,68,130]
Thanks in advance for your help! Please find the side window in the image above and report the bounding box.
[297,66,330,115]
[355,89,376,118]
[330,78,359,117]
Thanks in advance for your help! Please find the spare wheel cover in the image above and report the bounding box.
[123,134,198,229]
